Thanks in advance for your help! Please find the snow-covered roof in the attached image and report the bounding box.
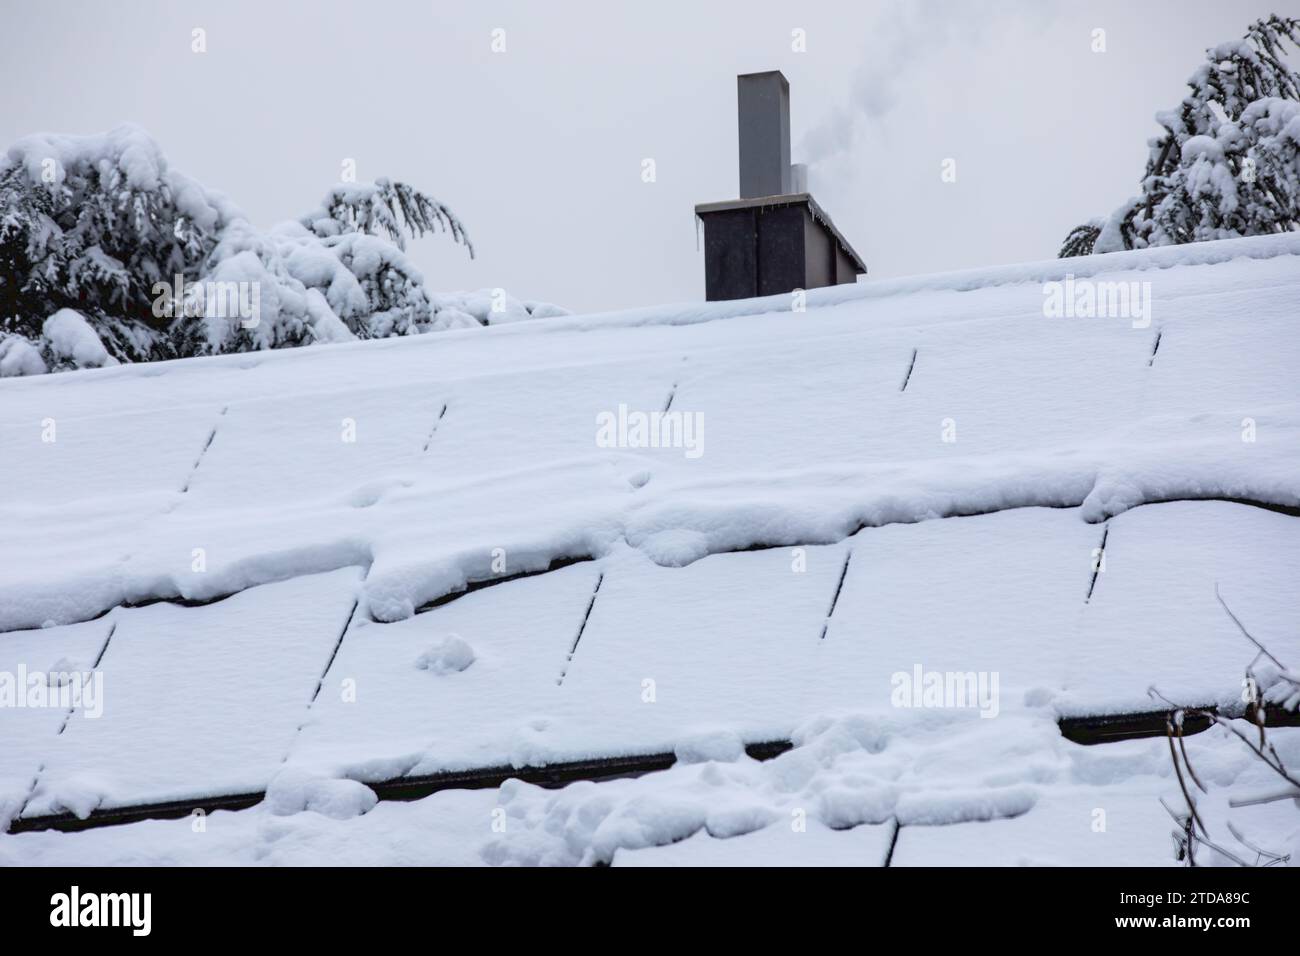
[2,233,1298,865]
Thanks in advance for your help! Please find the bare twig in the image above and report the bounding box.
[1167,720,1209,837]
[1177,723,1208,794]
[1207,715,1300,792]
[1226,821,1289,866]
[1216,584,1286,670]
[1153,589,1298,868]
[1195,834,1252,868]
[1229,786,1300,808]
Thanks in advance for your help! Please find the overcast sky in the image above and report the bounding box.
[2,0,1295,313]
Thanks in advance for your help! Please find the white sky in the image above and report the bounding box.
[2,0,1295,313]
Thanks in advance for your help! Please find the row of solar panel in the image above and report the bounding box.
[3,289,1293,515]
[5,499,1295,824]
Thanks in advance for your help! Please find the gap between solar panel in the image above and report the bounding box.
[18,706,1296,834]
[412,554,597,614]
[1146,329,1163,367]
[819,548,852,640]
[11,621,121,825]
[178,404,228,493]
[308,597,361,707]
[0,553,378,639]
[1057,703,1300,745]
[556,572,603,685]
[899,348,918,392]
[6,740,795,835]
[1142,495,1300,519]
[421,402,448,453]
[883,817,901,866]
[1084,523,1109,603]
[4,499,1294,641]
[661,383,677,414]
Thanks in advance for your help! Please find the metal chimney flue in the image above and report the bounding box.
[738,71,791,198]
[694,70,867,302]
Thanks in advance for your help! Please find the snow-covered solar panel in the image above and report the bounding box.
[889,787,1175,866]
[290,504,1287,789]
[185,385,448,507]
[290,560,603,780]
[0,619,112,828]
[0,404,221,623]
[1063,500,1300,715]
[432,360,679,479]
[666,336,914,474]
[557,544,848,756]
[22,568,361,818]
[829,320,1143,465]
[1146,284,1298,410]
[821,507,1098,706]
[9,500,1290,819]
[1,233,1297,863]
[0,404,220,506]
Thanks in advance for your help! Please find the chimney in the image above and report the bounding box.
[738,71,791,198]
[695,71,866,302]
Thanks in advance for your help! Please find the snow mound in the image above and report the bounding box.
[429,289,572,327]
[414,635,475,675]
[674,728,745,764]
[482,711,1056,866]
[265,769,377,820]
[0,336,47,377]
[42,309,113,368]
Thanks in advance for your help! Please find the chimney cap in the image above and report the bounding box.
[737,69,789,84]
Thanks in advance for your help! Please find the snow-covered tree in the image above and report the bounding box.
[0,124,563,377]
[302,179,472,253]
[1060,15,1300,257]
[0,126,236,366]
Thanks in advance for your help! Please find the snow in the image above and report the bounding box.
[20,569,363,818]
[1061,501,1300,716]
[3,125,234,225]
[613,819,893,866]
[555,544,849,756]
[894,723,1300,866]
[0,232,1297,863]
[413,635,475,675]
[890,787,1177,866]
[0,336,47,377]
[183,382,449,509]
[0,787,499,866]
[5,714,1288,867]
[523,301,570,320]
[264,769,377,821]
[673,728,745,764]
[0,619,113,830]
[1073,17,1300,254]
[295,505,1270,785]
[289,561,604,780]
[2,124,562,375]
[41,309,111,368]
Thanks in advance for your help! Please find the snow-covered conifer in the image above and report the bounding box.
[1061,16,1300,257]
